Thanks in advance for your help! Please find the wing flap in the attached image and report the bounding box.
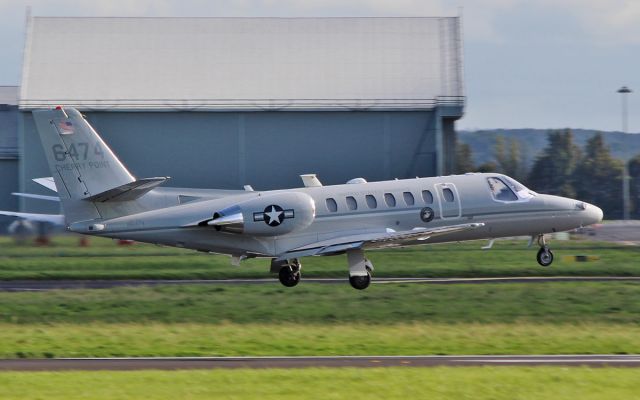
[278,223,484,260]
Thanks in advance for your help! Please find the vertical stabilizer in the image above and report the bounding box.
[32,107,136,223]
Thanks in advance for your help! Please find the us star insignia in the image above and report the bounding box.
[253,204,295,226]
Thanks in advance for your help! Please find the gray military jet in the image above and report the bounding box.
[32,107,603,289]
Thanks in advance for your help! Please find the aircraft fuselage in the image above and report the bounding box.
[78,173,602,259]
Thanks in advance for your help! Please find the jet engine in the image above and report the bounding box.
[205,192,316,236]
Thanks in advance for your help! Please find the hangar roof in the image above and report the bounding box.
[20,17,464,111]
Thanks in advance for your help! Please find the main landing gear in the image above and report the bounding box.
[275,259,301,287]
[535,234,554,267]
[272,251,374,290]
[347,249,374,290]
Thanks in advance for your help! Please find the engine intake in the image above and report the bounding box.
[208,205,244,233]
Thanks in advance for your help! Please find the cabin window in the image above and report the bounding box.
[326,198,338,212]
[384,193,396,207]
[422,190,433,204]
[487,177,518,201]
[346,196,358,211]
[403,192,415,206]
[366,194,377,209]
[442,188,455,202]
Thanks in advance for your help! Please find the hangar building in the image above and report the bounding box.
[17,16,465,215]
[0,87,19,225]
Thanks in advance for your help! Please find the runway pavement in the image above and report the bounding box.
[579,221,640,245]
[1,276,639,291]
[1,355,639,371]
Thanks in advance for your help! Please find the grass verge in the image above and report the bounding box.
[0,368,637,399]
[1,282,639,325]
[1,322,639,358]
[0,236,639,280]
[0,282,638,358]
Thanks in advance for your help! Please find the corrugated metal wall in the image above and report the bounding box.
[20,110,442,212]
[0,104,19,230]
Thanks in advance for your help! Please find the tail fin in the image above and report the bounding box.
[32,107,136,223]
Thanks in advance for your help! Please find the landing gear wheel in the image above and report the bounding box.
[536,247,554,267]
[278,266,300,287]
[349,272,371,290]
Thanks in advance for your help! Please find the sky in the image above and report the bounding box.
[0,0,638,132]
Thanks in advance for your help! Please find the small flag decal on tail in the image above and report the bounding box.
[57,120,74,135]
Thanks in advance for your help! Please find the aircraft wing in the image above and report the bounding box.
[0,211,65,225]
[278,223,485,260]
[12,192,60,202]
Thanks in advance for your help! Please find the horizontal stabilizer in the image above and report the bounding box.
[33,177,57,192]
[84,177,170,202]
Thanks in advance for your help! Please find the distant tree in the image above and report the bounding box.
[494,135,526,181]
[476,161,498,173]
[629,155,640,218]
[574,133,624,219]
[454,142,475,174]
[527,129,581,197]
[494,135,507,170]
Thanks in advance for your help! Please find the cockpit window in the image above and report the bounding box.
[504,176,535,199]
[487,177,518,201]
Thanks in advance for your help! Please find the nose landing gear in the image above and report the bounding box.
[535,235,554,267]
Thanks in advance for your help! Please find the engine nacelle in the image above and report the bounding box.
[208,192,316,236]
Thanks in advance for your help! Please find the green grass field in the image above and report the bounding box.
[0,236,639,280]
[0,236,638,361]
[2,322,639,358]
[0,282,638,358]
[2,282,639,325]
[0,368,637,400]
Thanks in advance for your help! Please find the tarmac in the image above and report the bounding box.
[1,355,639,370]
[1,276,639,291]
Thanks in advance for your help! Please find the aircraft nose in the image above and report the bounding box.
[582,203,603,226]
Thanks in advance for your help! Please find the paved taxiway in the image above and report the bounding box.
[0,276,638,291]
[1,355,639,371]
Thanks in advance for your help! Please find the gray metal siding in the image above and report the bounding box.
[0,105,19,230]
[0,159,19,230]
[0,106,18,158]
[20,110,441,212]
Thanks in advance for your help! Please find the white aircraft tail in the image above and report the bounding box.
[32,107,153,224]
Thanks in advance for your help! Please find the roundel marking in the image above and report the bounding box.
[420,207,434,223]
[263,205,285,226]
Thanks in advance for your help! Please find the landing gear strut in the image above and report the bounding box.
[347,249,373,290]
[277,259,301,287]
[535,235,554,267]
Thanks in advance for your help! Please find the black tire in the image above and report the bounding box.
[536,247,554,267]
[349,272,371,290]
[278,266,300,287]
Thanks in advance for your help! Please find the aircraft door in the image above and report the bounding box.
[435,183,461,219]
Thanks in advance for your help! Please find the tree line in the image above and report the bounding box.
[455,129,640,219]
